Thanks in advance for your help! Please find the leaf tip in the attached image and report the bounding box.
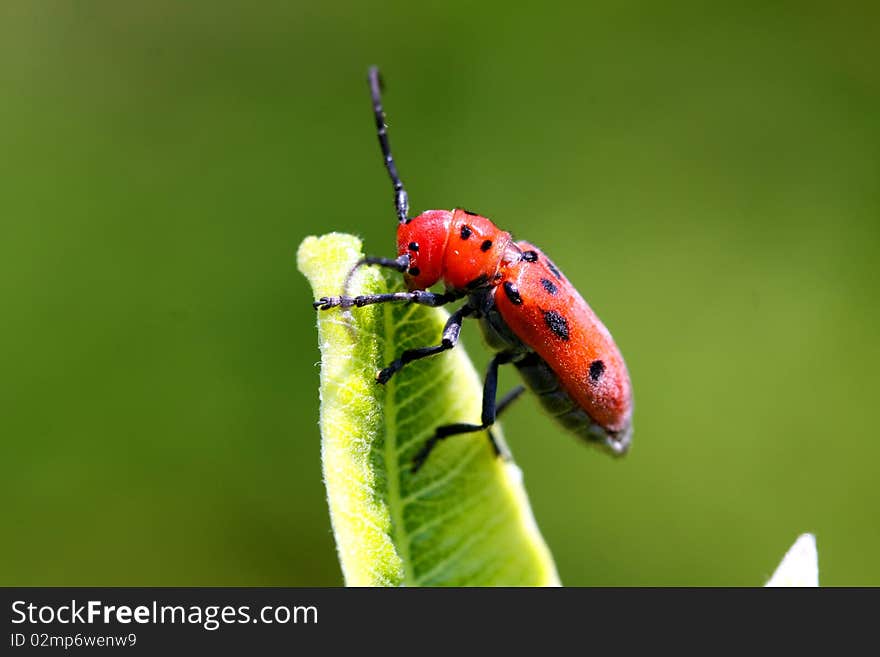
[296,232,364,286]
[766,532,818,587]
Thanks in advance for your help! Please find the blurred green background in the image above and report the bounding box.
[2,1,878,586]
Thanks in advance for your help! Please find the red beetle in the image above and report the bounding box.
[314,67,633,471]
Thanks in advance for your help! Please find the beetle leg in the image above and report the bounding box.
[353,254,410,273]
[313,289,457,311]
[485,385,525,461]
[341,254,410,297]
[375,304,472,384]
[411,353,524,473]
[314,253,412,310]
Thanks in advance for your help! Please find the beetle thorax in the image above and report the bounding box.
[397,208,516,293]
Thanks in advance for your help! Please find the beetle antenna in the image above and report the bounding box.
[368,66,409,224]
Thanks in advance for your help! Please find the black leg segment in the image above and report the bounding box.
[340,254,411,300]
[356,255,411,272]
[376,304,472,384]
[485,386,525,462]
[313,289,458,311]
[411,354,524,472]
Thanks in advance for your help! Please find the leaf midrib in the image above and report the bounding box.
[382,297,416,586]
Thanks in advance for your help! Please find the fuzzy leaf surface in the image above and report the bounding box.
[297,233,560,586]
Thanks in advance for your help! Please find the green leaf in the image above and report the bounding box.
[297,232,560,586]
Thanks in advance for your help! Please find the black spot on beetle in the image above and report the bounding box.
[462,208,479,217]
[540,278,558,295]
[408,266,421,277]
[522,250,538,262]
[589,360,605,382]
[460,225,472,240]
[408,241,419,252]
[503,282,523,305]
[543,310,570,341]
[480,240,493,252]
[545,258,563,280]
[466,274,489,289]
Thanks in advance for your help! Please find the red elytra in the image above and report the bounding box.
[399,209,633,441]
[314,69,633,471]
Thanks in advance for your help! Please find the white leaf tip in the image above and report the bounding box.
[766,533,818,587]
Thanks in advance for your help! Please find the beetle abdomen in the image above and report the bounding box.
[514,353,631,456]
[492,242,633,454]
